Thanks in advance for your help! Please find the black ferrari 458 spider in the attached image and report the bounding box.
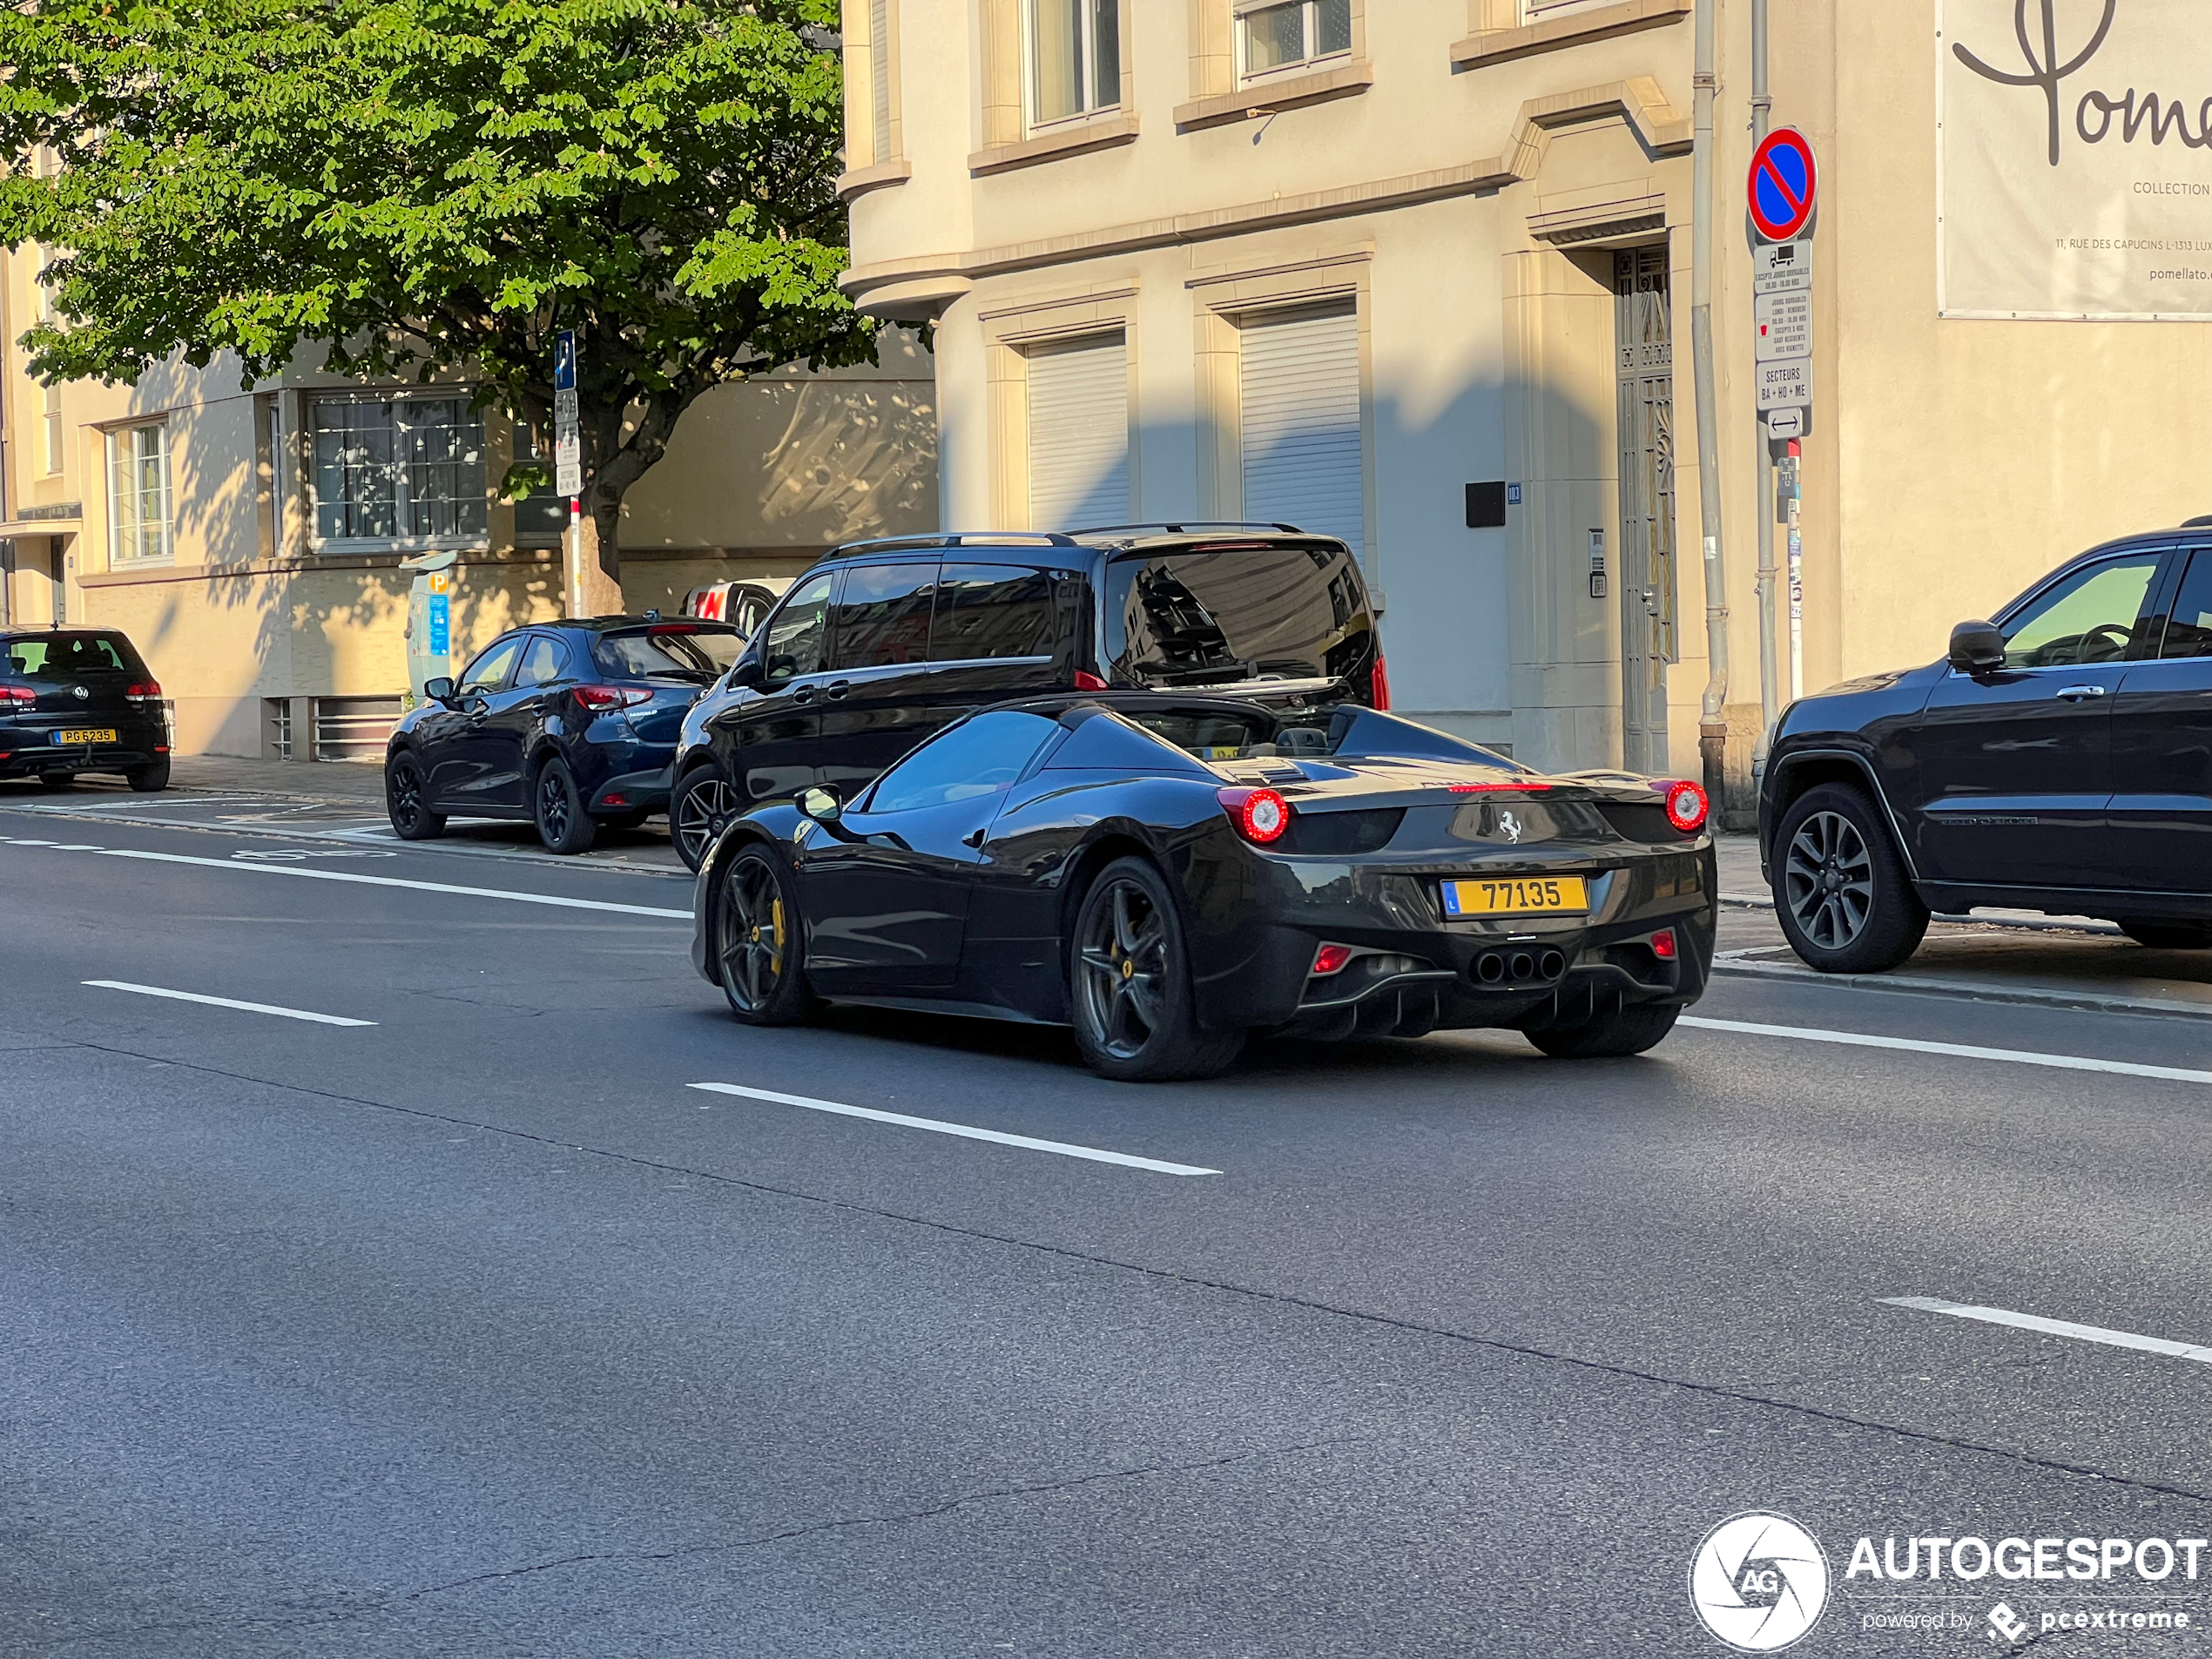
[690,693,1717,1081]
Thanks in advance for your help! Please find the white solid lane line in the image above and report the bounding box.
[687,1082,1221,1177]
[0,841,691,920]
[1679,1015,2212,1086]
[84,980,377,1028]
[1882,1297,2212,1366]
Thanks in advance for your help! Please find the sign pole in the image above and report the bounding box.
[1748,126,1816,725]
[553,329,583,618]
[1750,9,1777,743]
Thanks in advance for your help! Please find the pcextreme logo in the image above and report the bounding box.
[1689,1513,1831,1652]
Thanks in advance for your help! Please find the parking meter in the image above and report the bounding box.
[400,550,460,711]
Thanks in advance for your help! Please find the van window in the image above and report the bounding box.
[761,573,836,686]
[930,564,1058,661]
[829,563,938,670]
[1103,545,1372,687]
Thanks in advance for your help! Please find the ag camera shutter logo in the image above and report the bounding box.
[1689,1512,1831,1652]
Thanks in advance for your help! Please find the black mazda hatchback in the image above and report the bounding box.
[669,525,1387,869]
[0,627,169,792]
[1760,523,2212,969]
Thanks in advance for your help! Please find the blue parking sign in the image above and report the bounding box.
[428,591,449,657]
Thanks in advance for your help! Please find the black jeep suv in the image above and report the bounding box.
[670,527,1386,869]
[1760,523,2212,970]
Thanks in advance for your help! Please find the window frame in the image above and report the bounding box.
[1987,550,2166,671]
[307,392,490,556]
[105,421,174,567]
[456,634,525,697]
[1236,0,1353,83]
[1024,0,1124,132]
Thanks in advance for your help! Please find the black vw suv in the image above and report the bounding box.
[1760,522,2212,970]
[669,527,1386,868]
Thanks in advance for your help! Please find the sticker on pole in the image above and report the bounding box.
[1747,128,1817,244]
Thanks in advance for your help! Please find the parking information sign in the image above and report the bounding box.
[553,329,582,497]
[1753,239,1812,430]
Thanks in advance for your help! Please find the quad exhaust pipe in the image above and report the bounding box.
[1474,948,1567,987]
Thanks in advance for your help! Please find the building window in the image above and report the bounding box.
[510,418,567,543]
[107,423,173,564]
[1238,0,1350,78]
[42,384,63,475]
[309,396,486,546]
[1029,0,1121,126]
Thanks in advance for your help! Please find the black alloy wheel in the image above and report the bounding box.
[37,772,76,791]
[533,758,597,855]
[1524,999,1681,1059]
[2117,919,2212,950]
[1069,856,1244,1082]
[1771,782,1927,973]
[384,752,445,840]
[715,846,814,1024]
[672,765,738,873]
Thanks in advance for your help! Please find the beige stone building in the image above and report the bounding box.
[0,262,939,759]
[835,0,2212,800]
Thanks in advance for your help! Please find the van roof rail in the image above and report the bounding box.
[1072,521,1310,537]
[829,531,1081,555]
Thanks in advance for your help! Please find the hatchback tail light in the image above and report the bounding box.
[1370,655,1392,711]
[1217,786,1291,845]
[125,680,162,703]
[0,685,34,712]
[575,685,653,712]
[1659,779,1710,833]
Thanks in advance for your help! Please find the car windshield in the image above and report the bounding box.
[592,625,743,678]
[1103,546,1374,689]
[5,631,146,678]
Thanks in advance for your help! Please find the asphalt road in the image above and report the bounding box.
[4,782,2211,1657]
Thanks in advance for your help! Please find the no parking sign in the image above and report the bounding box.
[1748,128,1817,243]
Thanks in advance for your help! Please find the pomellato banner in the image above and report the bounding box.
[1939,0,2212,320]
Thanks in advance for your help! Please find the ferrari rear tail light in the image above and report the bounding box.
[576,685,653,712]
[1217,786,1291,845]
[1310,942,1354,976]
[1370,655,1392,711]
[1073,671,1108,691]
[1649,928,1678,961]
[1660,779,1710,833]
[125,680,162,703]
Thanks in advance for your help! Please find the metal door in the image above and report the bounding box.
[1615,248,1676,774]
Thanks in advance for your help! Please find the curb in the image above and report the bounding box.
[1711,955,2212,1022]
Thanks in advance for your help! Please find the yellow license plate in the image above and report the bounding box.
[1441,875,1589,918]
[54,728,117,745]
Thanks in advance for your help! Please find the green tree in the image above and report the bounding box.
[0,0,873,610]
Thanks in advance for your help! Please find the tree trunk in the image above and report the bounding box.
[566,498,625,617]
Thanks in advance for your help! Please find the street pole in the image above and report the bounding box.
[1751,0,1778,745]
[1692,0,1731,807]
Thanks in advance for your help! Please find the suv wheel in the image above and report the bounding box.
[672,763,738,873]
[532,758,597,855]
[385,752,445,840]
[1772,783,1928,973]
[1069,857,1244,1082]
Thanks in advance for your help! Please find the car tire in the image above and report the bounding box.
[714,844,815,1025]
[385,752,445,840]
[1524,999,1681,1059]
[123,760,167,794]
[1069,856,1244,1082]
[532,757,597,854]
[37,772,76,791]
[672,763,738,873]
[2117,919,2212,950]
[1771,782,1928,973]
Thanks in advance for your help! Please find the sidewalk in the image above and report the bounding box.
[1712,833,2212,1020]
[172,753,387,802]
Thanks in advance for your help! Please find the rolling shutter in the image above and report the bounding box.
[869,0,894,160]
[1026,334,1130,532]
[1238,304,1364,560]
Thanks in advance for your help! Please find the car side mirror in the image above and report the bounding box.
[1947,619,2006,673]
[727,656,764,692]
[423,676,457,706]
[799,786,842,824]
